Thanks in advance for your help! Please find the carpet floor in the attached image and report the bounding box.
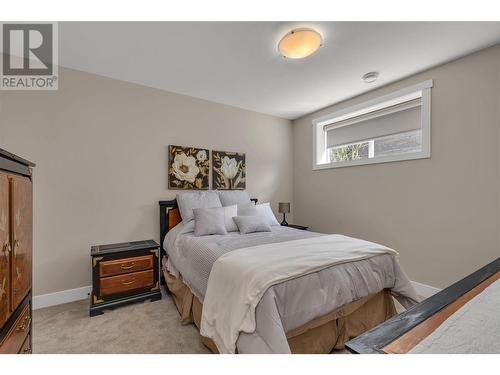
[33,288,209,354]
[33,288,407,354]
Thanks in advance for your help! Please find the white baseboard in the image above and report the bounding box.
[411,280,441,298]
[32,280,441,310]
[33,285,91,310]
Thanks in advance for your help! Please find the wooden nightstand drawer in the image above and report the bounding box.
[0,303,30,354]
[100,270,154,296]
[99,255,153,277]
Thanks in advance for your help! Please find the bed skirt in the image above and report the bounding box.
[162,260,396,354]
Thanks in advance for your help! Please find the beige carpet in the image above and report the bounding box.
[33,288,407,354]
[33,288,210,354]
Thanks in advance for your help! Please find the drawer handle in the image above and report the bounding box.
[16,316,30,332]
[120,278,136,285]
[120,262,135,270]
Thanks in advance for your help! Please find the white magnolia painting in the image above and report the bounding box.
[212,151,246,190]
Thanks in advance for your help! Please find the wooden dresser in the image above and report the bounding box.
[90,240,161,317]
[0,148,35,354]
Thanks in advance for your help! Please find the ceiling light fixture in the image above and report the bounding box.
[362,71,379,83]
[278,28,323,59]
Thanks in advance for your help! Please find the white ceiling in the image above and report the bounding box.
[59,22,500,120]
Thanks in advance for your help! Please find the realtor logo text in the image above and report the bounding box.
[1,22,58,90]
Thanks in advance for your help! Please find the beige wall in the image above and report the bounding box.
[293,44,500,289]
[1,44,498,296]
[0,66,293,296]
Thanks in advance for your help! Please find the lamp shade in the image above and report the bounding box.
[278,202,290,214]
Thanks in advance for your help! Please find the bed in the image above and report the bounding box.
[158,198,419,354]
[345,257,500,354]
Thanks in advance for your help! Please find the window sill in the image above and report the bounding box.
[313,150,431,170]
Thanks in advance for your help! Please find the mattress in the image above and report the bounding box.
[164,222,322,300]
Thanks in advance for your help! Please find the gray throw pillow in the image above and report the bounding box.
[217,190,252,206]
[233,216,272,234]
[193,207,228,236]
[176,191,222,223]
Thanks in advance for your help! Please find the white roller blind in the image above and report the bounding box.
[325,99,422,148]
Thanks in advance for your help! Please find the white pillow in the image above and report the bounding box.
[237,202,257,216]
[176,191,222,224]
[256,202,280,226]
[217,191,252,206]
[223,205,238,232]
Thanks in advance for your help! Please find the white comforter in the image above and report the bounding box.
[200,234,399,354]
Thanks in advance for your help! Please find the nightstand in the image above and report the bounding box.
[283,224,309,231]
[90,239,162,317]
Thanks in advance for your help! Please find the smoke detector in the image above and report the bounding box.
[362,72,379,83]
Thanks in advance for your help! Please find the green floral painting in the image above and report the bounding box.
[212,151,246,190]
[168,145,210,189]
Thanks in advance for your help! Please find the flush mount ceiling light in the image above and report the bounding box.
[278,28,323,59]
[362,71,379,83]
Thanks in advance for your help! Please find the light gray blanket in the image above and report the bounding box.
[165,223,419,353]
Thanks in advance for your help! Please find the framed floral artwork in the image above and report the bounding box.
[212,150,246,190]
[168,145,210,189]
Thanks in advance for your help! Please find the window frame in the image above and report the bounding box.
[312,80,433,170]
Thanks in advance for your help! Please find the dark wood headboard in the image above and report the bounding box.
[158,199,179,261]
[158,198,258,261]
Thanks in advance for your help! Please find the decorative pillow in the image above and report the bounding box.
[222,204,239,232]
[176,191,222,224]
[237,202,257,216]
[217,190,252,206]
[233,216,272,234]
[256,202,280,226]
[193,207,228,236]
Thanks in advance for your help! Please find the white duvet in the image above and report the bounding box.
[200,234,399,354]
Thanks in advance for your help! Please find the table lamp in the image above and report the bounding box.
[278,202,290,226]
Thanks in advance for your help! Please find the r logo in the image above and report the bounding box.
[2,23,53,75]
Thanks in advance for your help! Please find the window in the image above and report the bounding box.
[313,80,432,169]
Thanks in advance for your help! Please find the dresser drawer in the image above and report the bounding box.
[0,303,30,354]
[100,270,154,296]
[18,334,31,354]
[99,255,153,277]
